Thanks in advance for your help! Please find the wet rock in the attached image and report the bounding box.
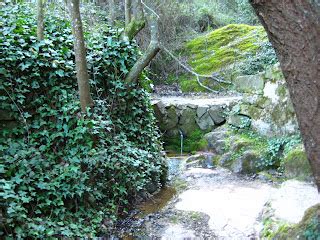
[186,154,215,169]
[219,153,232,166]
[162,224,197,239]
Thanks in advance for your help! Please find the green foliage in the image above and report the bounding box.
[227,129,302,171]
[304,217,320,240]
[238,41,278,75]
[0,4,164,238]
[257,135,301,170]
[164,129,207,154]
[179,76,206,93]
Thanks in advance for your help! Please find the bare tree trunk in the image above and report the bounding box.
[125,16,160,83]
[37,0,45,40]
[125,0,131,26]
[68,0,94,112]
[109,0,116,25]
[250,0,320,190]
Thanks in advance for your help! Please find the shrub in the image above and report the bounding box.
[0,4,164,238]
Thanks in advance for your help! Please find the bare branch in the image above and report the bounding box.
[140,0,160,19]
[162,47,231,93]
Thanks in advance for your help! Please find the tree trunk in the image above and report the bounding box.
[249,0,320,190]
[68,0,94,112]
[109,0,116,25]
[37,0,45,40]
[125,16,160,84]
[123,0,145,41]
[125,0,131,26]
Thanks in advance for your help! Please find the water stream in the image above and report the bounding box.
[110,155,320,239]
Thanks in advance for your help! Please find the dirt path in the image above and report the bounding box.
[111,157,319,239]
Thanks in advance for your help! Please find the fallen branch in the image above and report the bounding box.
[162,46,231,93]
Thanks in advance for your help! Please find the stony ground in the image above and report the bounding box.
[110,157,320,239]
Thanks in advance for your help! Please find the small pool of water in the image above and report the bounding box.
[138,186,177,215]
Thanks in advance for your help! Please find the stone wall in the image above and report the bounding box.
[152,97,241,137]
[153,64,299,138]
[233,64,299,136]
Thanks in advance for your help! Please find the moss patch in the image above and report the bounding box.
[273,204,320,239]
[186,24,267,75]
[282,145,312,181]
[163,129,208,154]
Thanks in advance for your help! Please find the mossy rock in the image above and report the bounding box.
[273,204,320,240]
[186,24,267,75]
[282,145,312,181]
[218,130,269,173]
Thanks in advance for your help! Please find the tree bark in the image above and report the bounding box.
[109,0,116,25]
[123,0,145,41]
[125,16,160,84]
[125,0,131,26]
[37,0,45,40]
[249,0,320,190]
[68,0,94,112]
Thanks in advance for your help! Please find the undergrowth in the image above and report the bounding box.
[227,129,302,171]
[164,129,207,154]
[0,4,165,238]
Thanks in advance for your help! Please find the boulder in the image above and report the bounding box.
[282,145,312,180]
[231,150,261,174]
[273,204,320,239]
[204,126,229,154]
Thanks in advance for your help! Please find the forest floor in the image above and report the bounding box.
[111,156,319,239]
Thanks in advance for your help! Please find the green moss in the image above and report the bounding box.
[179,76,206,93]
[186,24,267,75]
[274,204,320,239]
[218,130,270,171]
[124,18,146,40]
[163,129,208,154]
[282,145,312,180]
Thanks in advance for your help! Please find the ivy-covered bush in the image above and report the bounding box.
[0,4,165,238]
